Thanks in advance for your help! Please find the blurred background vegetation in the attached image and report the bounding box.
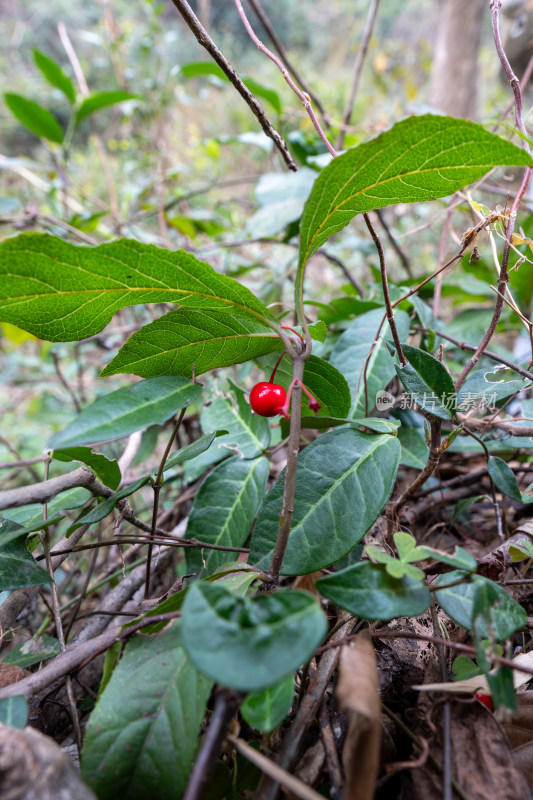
[0,0,525,474]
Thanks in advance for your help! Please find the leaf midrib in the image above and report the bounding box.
[301,161,507,267]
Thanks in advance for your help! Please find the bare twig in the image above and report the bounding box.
[258,612,356,800]
[455,2,532,390]
[245,0,326,115]
[183,689,239,800]
[337,0,381,150]
[169,0,296,171]
[393,419,442,515]
[229,734,326,800]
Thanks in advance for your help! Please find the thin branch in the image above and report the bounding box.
[363,212,406,365]
[169,0,296,171]
[245,0,326,115]
[258,612,356,800]
[419,327,533,383]
[228,734,326,800]
[145,407,186,598]
[375,209,412,277]
[456,2,532,390]
[183,689,239,800]
[337,0,381,150]
[393,419,442,515]
[233,0,336,158]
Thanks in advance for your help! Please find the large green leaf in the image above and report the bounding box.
[33,50,76,103]
[185,456,269,577]
[329,309,410,415]
[435,571,527,639]
[101,309,282,379]
[298,115,533,271]
[183,383,271,481]
[248,428,401,575]
[49,377,201,449]
[316,561,431,620]
[82,620,212,800]
[181,583,327,691]
[4,94,63,143]
[76,91,139,122]
[395,343,456,420]
[0,519,52,590]
[241,675,294,733]
[0,234,275,342]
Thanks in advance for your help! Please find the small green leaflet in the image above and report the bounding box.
[0,518,52,590]
[0,234,276,342]
[33,50,76,103]
[395,344,456,420]
[4,94,63,143]
[241,675,294,733]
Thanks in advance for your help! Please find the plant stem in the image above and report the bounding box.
[456,1,532,390]
[337,0,381,150]
[393,418,442,516]
[169,0,296,171]
[268,350,306,583]
[363,212,406,366]
[144,407,186,598]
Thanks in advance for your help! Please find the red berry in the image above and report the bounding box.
[475,693,493,712]
[250,382,287,417]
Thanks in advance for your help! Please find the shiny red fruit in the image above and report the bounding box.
[475,693,493,712]
[250,382,287,417]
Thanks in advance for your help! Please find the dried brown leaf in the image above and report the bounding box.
[336,630,381,800]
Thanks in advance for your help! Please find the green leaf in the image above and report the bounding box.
[33,50,76,103]
[0,697,28,729]
[416,545,478,573]
[0,234,275,342]
[241,675,294,733]
[0,514,65,548]
[452,655,482,681]
[457,367,529,410]
[162,431,223,473]
[2,635,60,669]
[291,416,399,434]
[329,309,410,415]
[395,344,456,420]
[184,383,270,481]
[488,456,522,502]
[68,476,149,533]
[52,447,121,490]
[182,583,327,691]
[435,571,527,639]
[315,562,431,621]
[101,309,282,379]
[398,426,429,469]
[184,456,269,577]
[4,93,63,143]
[508,539,533,562]
[82,620,212,800]
[0,519,53,590]
[49,377,202,449]
[248,429,401,575]
[76,91,139,122]
[298,115,533,271]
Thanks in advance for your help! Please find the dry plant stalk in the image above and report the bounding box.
[336,630,381,800]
